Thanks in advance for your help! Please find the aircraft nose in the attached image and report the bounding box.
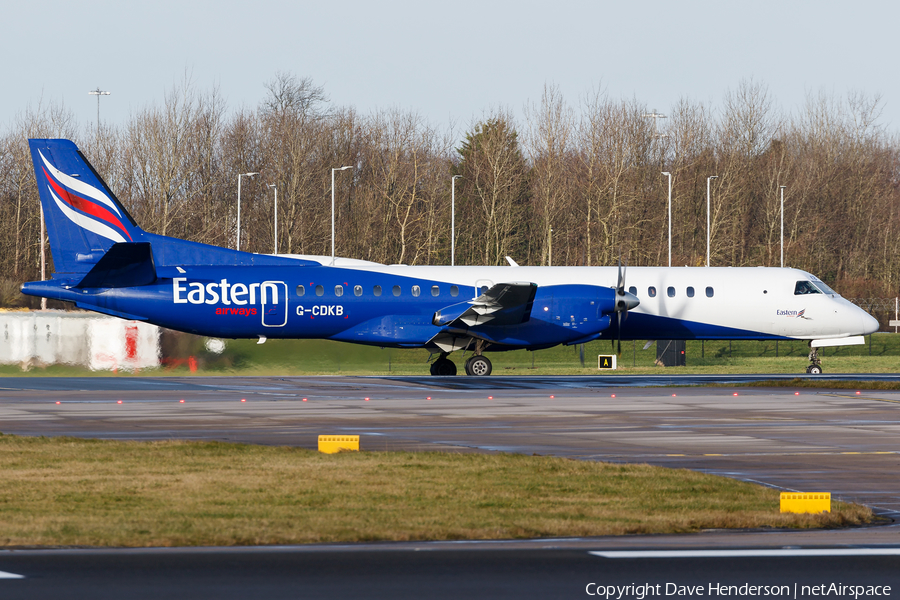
[860,310,879,335]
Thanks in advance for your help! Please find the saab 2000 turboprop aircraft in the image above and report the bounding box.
[22,139,879,376]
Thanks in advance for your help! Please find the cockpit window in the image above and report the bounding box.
[812,279,837,295]
[794,281,822,295]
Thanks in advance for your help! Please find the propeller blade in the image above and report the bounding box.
[616,311,622,355]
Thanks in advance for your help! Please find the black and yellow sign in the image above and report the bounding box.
[597,355,617,370]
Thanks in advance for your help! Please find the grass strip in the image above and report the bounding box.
[0,434,874,547]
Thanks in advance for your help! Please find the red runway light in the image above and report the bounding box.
[55,401,60,405]
[364,397,370,401]
[426,396,431,400]
[856,391,861,395]
[240,398,246,402]
[550,395,555,399]
[611,394,616,398]
[795,391,800,395]
[302,397,308,402]
[733,392,739,396]
[117,400,122,404]
[672,394,677,397]
[488,396,493,400]
[179,399,185,403]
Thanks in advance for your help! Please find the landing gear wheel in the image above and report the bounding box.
[430,357,457,376]
[464,355,492,376]
[806,364,823,375]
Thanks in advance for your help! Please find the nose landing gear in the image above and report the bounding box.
[806,345,823,374]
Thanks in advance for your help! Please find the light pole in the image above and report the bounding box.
[661,172,672,267]
[451,175,462,266]
[237,172,258,251]
[706,175,718,267]
[40,205,46,310]
[268,184,278,255]
[88,88,110,140]
[331,166,352,265]
[780,185,786,268]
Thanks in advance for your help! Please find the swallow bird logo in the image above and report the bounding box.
[38,150,132,243]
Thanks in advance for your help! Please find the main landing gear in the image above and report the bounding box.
[429,353,457,376]
[806,344,823,374]
[429,340,493,376]
[464,355,492,376]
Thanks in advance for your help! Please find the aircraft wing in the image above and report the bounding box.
[432,282,537,328]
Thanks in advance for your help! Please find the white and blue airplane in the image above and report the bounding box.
[22,139,879,376]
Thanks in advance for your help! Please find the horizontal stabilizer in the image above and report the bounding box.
[76,242,157,288]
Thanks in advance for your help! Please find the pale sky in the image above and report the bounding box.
[4,0,898,136]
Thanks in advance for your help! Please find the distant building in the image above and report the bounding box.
[0,311,160,371]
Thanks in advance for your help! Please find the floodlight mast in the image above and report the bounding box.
[88,88,110,139]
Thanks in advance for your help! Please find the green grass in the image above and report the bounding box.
[0,435,873,547]
[1,333,898,377]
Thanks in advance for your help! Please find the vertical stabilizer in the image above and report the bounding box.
[28,139,142,275]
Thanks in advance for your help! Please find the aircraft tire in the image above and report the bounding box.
[465,355,492,377]
[430,358,457,376]
[806,364,823,375]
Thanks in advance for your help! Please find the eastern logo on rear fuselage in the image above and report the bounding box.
[172,278,282,306]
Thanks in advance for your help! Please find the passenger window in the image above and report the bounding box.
[392,285,401,297]
[648,286,657,298]
[296,285,305,297]
[373,285,382,297]
[315,285,324,297]
[628,286,637,296]
[686,286,694,298]
[354,285,362,297]
[706,286,714,298]
[794,280,822,295]
[667,287,675,298]
[450,285,459,297]
[334,285,343,297]
[431,286,440,297]
[412,285,420,297]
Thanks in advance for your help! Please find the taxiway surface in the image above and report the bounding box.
[3,374,900,597]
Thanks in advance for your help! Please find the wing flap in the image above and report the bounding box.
[432,282,537,329]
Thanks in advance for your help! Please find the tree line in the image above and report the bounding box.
[2,74,899,319]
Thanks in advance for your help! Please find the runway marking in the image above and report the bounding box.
[0,570,24,579]
[820,393,900,405]
[590,548,900,559]
[575,451,900,460]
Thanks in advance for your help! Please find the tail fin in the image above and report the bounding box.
[29,139,142,276]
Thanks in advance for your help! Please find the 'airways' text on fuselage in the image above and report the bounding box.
[172,278,283,306]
